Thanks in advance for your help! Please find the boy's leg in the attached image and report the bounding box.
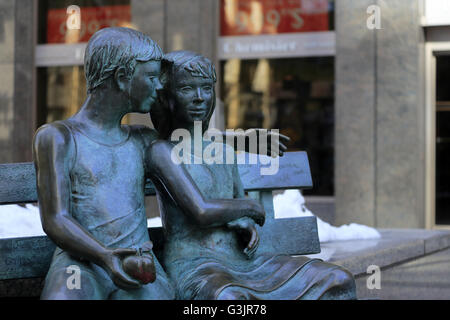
[41,249,112,300]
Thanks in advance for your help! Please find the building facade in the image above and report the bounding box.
[0,0,449,230]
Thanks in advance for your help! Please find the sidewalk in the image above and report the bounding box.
[307,229,450,299]
[2,228,449,299]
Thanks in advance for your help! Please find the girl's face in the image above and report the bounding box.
[170,68,214,125]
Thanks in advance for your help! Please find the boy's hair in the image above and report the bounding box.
[150,51,217,139]
[84,27,163,93]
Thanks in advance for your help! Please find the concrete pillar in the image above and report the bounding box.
[374,0,425,228]
[0,0,36,163]
[13,0,36,163]
[335,0,377,227]
[0,0,16,163]
[335,0,425,228]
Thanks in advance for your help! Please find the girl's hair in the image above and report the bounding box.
[150,50,217,139]
[84,27,163,93]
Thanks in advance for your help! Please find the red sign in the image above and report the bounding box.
[220,0,329,36]
[47,5,131,44]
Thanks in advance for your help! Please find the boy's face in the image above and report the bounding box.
[129,60,162,113]
[171,68,214,124]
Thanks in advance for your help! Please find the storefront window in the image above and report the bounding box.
[37,0,131,127]
[37,66,86,126]
[220,1,335,196]
[220,57,334,196]
[220,0,334,36]
[38,0,131,44]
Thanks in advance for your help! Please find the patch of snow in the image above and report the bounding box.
[147,217,162,228]
[273,189,381,243]
[1,190,381,244]
[0,204,45,239]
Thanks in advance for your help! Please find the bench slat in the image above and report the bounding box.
[0,152,311,204]
[0,227,165,281]
[0,215,320,281]
[0,163,37,204]
[258,216,320,255]
[0,236,55,280]
[237,151,313,191]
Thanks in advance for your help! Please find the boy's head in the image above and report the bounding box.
[84,27,163,94]
[151,50,217,138]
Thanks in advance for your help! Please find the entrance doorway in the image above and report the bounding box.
[426,40,450,229]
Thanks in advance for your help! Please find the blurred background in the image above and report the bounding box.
[0,0,449,230]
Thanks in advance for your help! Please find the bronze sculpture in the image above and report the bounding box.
[147,51,357,300]
[32,27,287,300]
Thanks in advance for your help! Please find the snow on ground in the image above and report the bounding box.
[273,189,381,242]
[1,190,381,243]
[0,203,163,239]
[147,216,162,228]
[0,204,45,239]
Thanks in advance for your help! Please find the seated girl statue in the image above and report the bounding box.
[146,50,357,300]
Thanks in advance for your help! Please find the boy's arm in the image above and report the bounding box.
[145,140,265,228]
[222,129,289,157]
[33,123,141,289]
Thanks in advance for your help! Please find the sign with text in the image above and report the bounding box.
[47,5,131,44]
[218,31,335,59]
[220,0,330,36]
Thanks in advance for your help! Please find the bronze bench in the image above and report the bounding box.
[0,151,319,297]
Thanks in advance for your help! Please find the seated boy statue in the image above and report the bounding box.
[33,27,175,299]
[146,51,357,300]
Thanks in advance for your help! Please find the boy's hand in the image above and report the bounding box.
[122,241,156,284]
[227,217,260,259]
[101,248,143,290]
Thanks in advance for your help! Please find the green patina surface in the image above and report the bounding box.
[0,151,319,281]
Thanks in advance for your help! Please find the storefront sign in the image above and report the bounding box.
[47,5,131,43]
[218,31,335,59]
[220,0,329,36]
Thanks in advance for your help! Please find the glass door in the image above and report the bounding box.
[435,54,450,226]
[425,40,450,229]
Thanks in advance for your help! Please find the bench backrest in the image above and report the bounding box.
[0,152,313,204]
[0,151,319,281]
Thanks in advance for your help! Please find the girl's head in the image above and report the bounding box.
[150,51,216,139]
